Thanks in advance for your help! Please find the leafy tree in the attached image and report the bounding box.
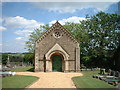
[25,24,49,53]
[2,53,8,65]
[10,54,24,62]
[64,22,90,56]
[81,12,120,68]
[64,12,120,68]
[23,53,34,64]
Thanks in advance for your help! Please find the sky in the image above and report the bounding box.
[0,1,119,53]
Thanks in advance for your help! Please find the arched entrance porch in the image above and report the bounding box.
[45,43,69,72]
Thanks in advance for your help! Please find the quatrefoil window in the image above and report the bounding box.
[54,32,61,38]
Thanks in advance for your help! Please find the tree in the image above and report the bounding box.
[64,22,90,56]
[23,53,34,64]
[64,12,120,68]
[2,53,8,65]
[25,24,49,53]
[80,12,120,68]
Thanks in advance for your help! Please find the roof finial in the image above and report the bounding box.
[56,20,59,23]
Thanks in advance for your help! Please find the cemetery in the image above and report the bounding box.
[1,2,120,88]
[93,69,120,86]
[1,20,120,88]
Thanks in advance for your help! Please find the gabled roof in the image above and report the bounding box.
[36,21,79,44]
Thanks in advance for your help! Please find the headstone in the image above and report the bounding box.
[100,68,105,75]
[115,71,119,77]
[111,70,116,76]
[108,69,112,76]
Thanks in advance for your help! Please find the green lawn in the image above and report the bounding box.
[11,66,34,72]
[72,71,115,88]
[2,75,39,88]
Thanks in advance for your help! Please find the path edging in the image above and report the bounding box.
[25,78,40,88]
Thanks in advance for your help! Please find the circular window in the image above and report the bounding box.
[54,32,61,38]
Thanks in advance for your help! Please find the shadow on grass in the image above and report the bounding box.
[27,67,34,72]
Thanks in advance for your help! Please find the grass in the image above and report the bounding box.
[2,75,39,88]
[72,70,115,88]
[11,66,34,72]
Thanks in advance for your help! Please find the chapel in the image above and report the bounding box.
[34,21,80,72]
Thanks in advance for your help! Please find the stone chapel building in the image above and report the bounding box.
[34,21,80,72]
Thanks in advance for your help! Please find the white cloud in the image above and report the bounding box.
[16,37,23,40]
[0,18,6,31]
[2,16,45,52]
[0,26,7,31]
[1,16,45,52]
[31,2,117,13]
[14,29,33,37]
[49,16,86,26]
[3,16,44,40]
[4,16,44,29]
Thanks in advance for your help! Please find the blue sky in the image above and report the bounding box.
[0,1,119,53]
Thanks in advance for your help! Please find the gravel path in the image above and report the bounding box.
[17,72,83,88]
